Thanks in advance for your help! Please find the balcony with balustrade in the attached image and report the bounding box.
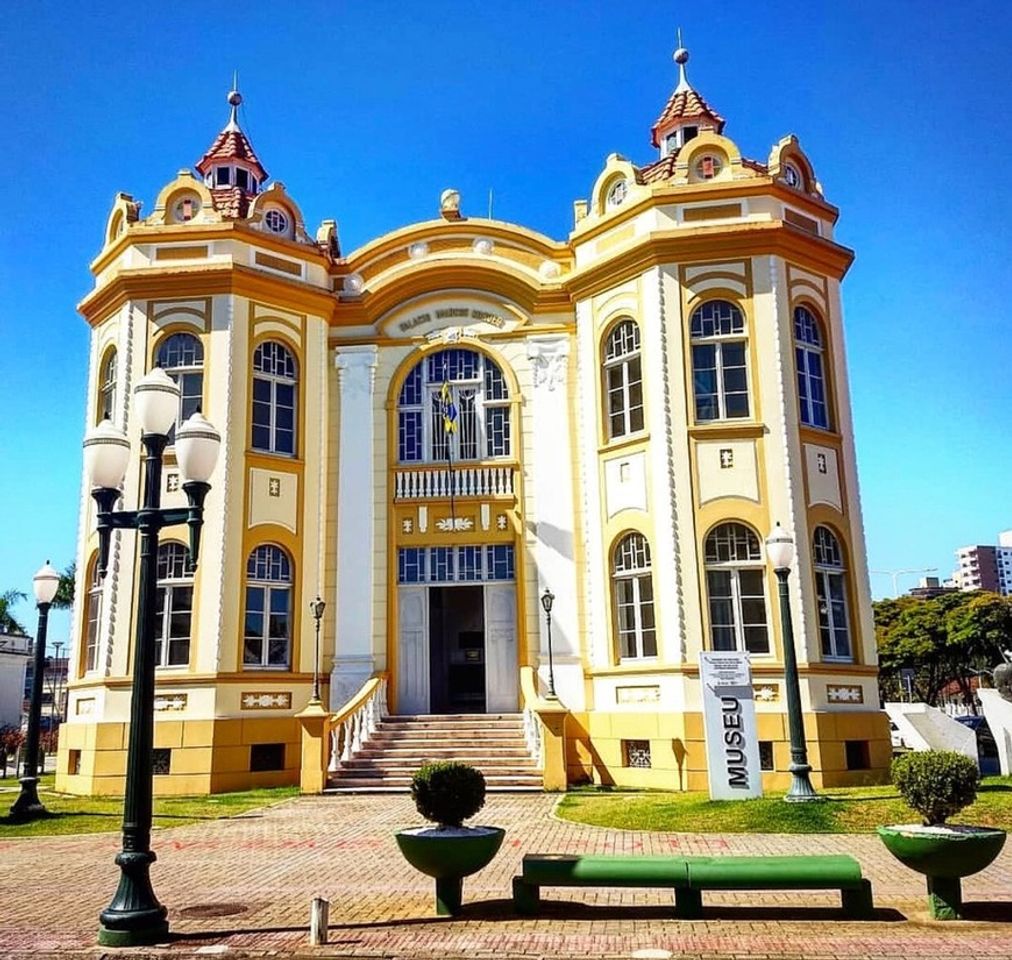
[392,461,518,501]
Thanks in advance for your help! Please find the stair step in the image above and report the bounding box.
[357,748,531,759]
[327,775,543,789]
[324,784,543,794]
[384,714,522,722]
[343,761,537,773]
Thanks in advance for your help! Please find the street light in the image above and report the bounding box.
[764,524,821,802]
[540,588,557,699]
[9,560,60,821]
[85,369,221,947]
[309,596,326,704]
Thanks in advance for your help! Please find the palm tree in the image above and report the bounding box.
[0,589,28,635]
[53,562,76,611]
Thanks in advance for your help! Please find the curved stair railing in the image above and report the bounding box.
[325,672,388,774]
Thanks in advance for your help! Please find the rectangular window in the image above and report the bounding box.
[458,390,478,460]
[692,344,719,420]
[485,406,510,458]
[251,377,273,451]
[68,749,81,775]
[737,569,769,654]
[758,740,775,771]
[85,590,101,673]
[274,382,296,456]
[244,585,265,665]
[457,546,482,581]
[486,545,515,581]
[235,167,249,190]
[267,588,291,666]
[154,584,192,667]
[250,743,286,772]
[720,342,749,418]
[622,739,652,768]
[845,740,870,771]
[398,548,425,583]
[398,410,423,462]
[429,547,454,583]
[706,569,737,651]
[152,748,172,775]
[215,167,231,186]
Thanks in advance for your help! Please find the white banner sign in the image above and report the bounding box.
[700,651,764,800]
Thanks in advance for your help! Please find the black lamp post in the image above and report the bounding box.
[9,561,60,821]
[309,596,326,704]
[765,523,821,802]
[83,369,221,947]
[540,588,557,699]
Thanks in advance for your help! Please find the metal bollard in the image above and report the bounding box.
[309,896,329,945]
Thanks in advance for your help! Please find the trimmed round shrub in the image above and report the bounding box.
[411,761,486,827]
[891,750,980,826]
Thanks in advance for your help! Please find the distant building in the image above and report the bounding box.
[908,576,958,600]
[0,633,31,728]
[954,531,1012,595]
[23,653,70,728]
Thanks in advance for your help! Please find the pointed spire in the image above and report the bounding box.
[225,70,242,132]
[673,31,691,94]
[195,76,268,186]
[651,36,725,149]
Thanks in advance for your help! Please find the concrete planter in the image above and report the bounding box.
[395,825,505,915]
[877,824,1006,919]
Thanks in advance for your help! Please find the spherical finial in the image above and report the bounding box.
[674,46,689,66]
[228,89,242,107]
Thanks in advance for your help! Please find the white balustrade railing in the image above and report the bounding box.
[394,464,514,500]
[327,676,388,773]
[522,703,544,769]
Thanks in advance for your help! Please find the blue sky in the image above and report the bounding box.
[1,1,1010,641]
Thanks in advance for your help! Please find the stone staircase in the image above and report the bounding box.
[325,713,542,793]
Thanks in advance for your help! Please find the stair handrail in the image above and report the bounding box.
[520,665,555,768]
[325,671,389,773]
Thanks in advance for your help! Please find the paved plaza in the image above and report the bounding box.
[2,792,1011,959]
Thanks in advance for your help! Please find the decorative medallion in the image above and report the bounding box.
[436,516,474,532]
[754,684,780,703]
[76,698,95,716]
[816,453,828,475]
[719,448,734,469]
[496,514,508,530]
[827,684,864,704]
[166,473,181,492]
[154,692,188,712]
[268,477,282,497]
[402,518,413,534]
[241,691,293,710]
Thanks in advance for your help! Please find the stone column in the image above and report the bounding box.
[331,345,379,709]
[526,335,585,710]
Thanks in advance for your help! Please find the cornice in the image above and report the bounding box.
[571,178,841,246]
[90,220,332,275]
[78,262,337,326]
[565,221,855,300]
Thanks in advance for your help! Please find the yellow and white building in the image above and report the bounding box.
[58,46,890,796]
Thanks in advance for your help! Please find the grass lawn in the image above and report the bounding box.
[0,774,298,838]
[557,776,1012,834]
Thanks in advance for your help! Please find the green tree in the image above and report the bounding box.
[0,590,28,635]
[875,590,1012,706]
[52,561,76,610]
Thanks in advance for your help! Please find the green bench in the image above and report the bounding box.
[511,853,874,919]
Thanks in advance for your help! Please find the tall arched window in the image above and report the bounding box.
[704,523,769,654]
[397,348,511,463]
[603,320,644,440]
[99,349,117,423]
[83,555,102,674]
[813,526,852,660]
[612,532,656,660]
[154,542,193,667]
[157,333,204,440]
[794,306,830,429]
[244,544,293,669]
[252,341,298,456]
[690,301,749,421]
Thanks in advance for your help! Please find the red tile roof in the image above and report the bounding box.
[196,128,268,181]
[634,152,768,186]
[209,187,251,219]
[651,88,725,147]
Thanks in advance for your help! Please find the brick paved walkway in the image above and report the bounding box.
[1,792,1011,959]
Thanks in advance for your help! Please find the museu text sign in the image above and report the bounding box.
[700,651,764,800]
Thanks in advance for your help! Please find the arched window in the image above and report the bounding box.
[794,306,830,429]
[244,544,292,669]
[83,554,102,674]
[156,333,204,441]
[690,301,749,421]
[612,532,656,660]
[813,526,852,660]
[99,350,117,423]
[252,341,298,456]
[397,348,511,463]
[154,543,193,667]
[603,320,644,440]
[704,523,769,654]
